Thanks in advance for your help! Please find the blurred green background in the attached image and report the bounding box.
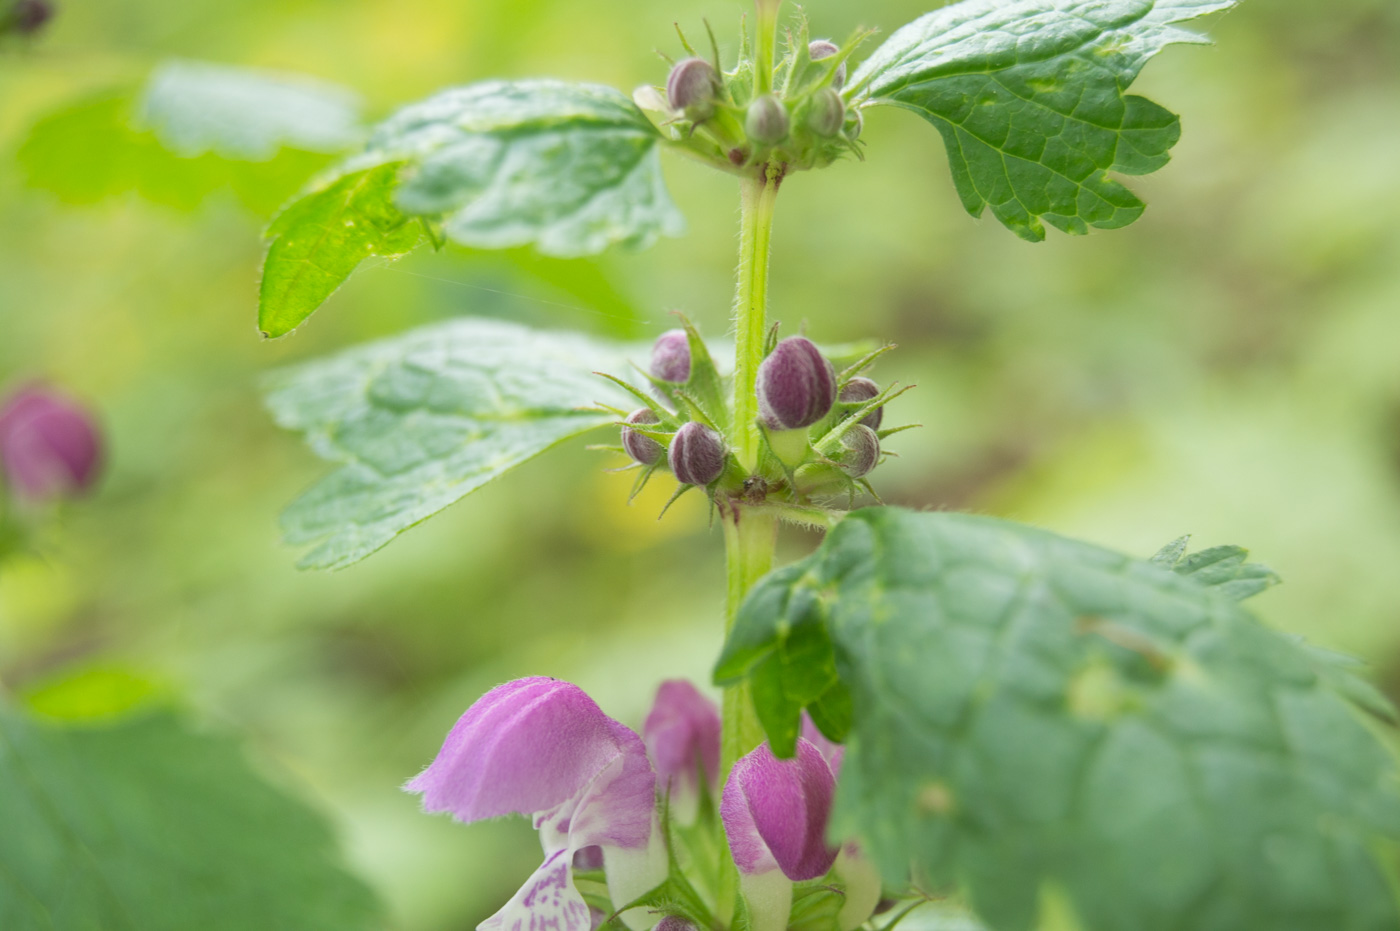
[2,0,1398,928]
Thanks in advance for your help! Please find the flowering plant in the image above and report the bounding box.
[13,0,1381,928]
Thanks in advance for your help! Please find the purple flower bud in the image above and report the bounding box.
[839,425,880,478]
[407,677,667,931]
[745,95,789,146]
[643,680,721,824]
[622,409,663,466]
[655,918,699,931]
[838,377,883,430]
[800,713,844,775]
[807,88,845,138]
[0,384,102,503]
[9,0,54,35]
[650,329,691,383]
[721,739,838,881]
[668,421,726,486]
[756,337,836,430]
[808,40,847,90]
[666,58,719,115]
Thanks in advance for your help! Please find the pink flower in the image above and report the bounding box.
[0,384,102,503]
[643,680,720,825]
[408,678,667,931]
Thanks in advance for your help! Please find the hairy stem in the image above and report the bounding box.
[732,173,779,473]
[716,153,782,925]
[717,503,778,922]
[754,0,781,97]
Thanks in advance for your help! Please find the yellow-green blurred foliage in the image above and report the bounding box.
[2,1,1398,928]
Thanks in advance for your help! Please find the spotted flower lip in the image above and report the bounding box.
[408,677,666,931]
[643,680,721,824]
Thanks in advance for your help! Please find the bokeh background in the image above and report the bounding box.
[2,0,1398,928]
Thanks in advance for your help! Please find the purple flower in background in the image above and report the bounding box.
[0,384,102,504]
[408,677,667,931]
[720,739,839,931]
[643,680,720,824]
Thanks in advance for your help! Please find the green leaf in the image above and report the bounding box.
[18,93,335,215]
[719,508,1400,931]
[850,0,1238,241]
[264,318,644,570]
[0,709,380,930]
[1160,540,1282,601]
[258,79,685,336]
[258,164,427,338]
[135,60,363,160]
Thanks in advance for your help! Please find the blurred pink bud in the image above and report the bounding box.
[407,677,666,931]
[643,680,721,824]
[622,409,663,466]
[808,40,847,89]
[0,384,102,503]
[800,714,844,774]
[650,329,692,383]
[839,425,880,478]
[838,377,883,430]
[666,58,719,115]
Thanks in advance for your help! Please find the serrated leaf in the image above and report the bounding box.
[1173,543,1280,600]
[258,80,685,335]
[136,60,363,160]
[720,508,1400,931]
[0,709,380,930]
[850,0,1238,241]
[265,318,644,570]
[258,163,426,338]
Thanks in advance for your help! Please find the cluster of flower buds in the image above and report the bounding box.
[0,383,103,506]
[604,323,902,515]
[636,26,864,177]
[409,677,882,931]
[1,0,55,37]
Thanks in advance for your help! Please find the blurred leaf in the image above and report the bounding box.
[718,508,1400,931]
[1154,538,1282,601]
[136,59,363,160]
[258,80,685,334]
[18,92,332,215]
[850,0,1238,241]
[21,666,169,721]
[259,164,426,338]
[264,318,645,570]
[0,709,381,931]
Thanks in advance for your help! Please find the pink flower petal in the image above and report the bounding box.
[720,739,838,881]
[643,680,720,822]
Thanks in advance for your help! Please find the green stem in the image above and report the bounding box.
[754,0,781,96]
[716,160,782,927]
[732,174,779,473]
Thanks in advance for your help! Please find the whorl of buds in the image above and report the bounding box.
[0,384,102,503]
[807,88,846,138]
[669,421,726,486]
[808,40,847,90]
[621,409,663,466]
[650,329,691,383]
[757,337,836,431]
[839,425,881,478]
[745,95,789,147]
[839,377,883,430]
[666,58,720,118]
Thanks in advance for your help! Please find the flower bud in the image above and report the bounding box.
[839,376,883,430]
[656,917,699,931]
[621,408,663,466]
[0,384,102,503]
[757,337,836,430]
[808,39,847,90]
[650,329,691,383]
[839,425,880,478]
[666,58,719,117]
[745,95,789,146]
[807,88,845,138]
[669,421,726,486]
[643,680,720,825]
